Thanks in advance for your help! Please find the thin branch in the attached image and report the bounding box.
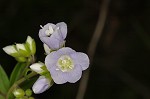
[0,90,6,98]
[75,0,110,99]
[6,72,37,99]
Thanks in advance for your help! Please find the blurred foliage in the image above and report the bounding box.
[1,0,150,99]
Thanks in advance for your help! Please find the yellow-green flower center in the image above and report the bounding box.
[57,55,74,72]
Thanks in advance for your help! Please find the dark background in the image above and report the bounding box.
[1,0,150,99]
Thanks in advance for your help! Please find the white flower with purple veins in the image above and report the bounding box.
[45,47,89,84]
[39,22,67,50]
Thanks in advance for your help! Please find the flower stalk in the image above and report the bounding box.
[6,72,37,99]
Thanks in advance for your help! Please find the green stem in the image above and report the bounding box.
[6,72,37,99]
[0,90,6,98]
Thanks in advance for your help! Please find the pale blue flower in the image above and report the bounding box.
[45,47,89,84]
[32,76,53,94]
[39,22,67,50]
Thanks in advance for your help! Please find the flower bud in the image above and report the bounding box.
[28,97,34,99]
[25,89,32,97]
[26,36,36,55]
[30,62,45,74]
[3,45,19,57]
[16,44,30,57]
[32,76,53,94]
[13,88,25,98]
[43,43,51,55]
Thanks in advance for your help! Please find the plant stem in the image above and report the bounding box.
[76,0,110,99]
[0,90,6,98]
[6,72,37,99]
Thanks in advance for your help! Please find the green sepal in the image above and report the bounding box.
[17,44,30,57]
[15,57,27,62]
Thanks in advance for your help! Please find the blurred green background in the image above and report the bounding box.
[1,0,150,99]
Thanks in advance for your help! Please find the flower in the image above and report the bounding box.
[32,76,53,94]
[45,47,89,84]
[39,22,67,50]
[30,62,45,74]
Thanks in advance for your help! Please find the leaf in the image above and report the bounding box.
[0,65,10,94]
[10,62,27,86]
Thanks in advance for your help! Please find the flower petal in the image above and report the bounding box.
[40,37,61,50]
[71,52,89,70]
[65,65,82,83]
[45,51,59,70]
[56,47,76,56]
[56,22,67,39]
[49,66,67,84]
[32,76,50,94]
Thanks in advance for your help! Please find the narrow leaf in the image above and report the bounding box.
[10,62,27,86]
[0,65,10,94]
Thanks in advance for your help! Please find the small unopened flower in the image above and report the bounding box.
[3,45,19,57]
[39,22,67,50]
[16,43,30,57]
[45,47,89,84]
[30,62,45,74]
[26,36,36,55]
[13,88,25,98]
[43,43,51,55]
[32,76,53,94]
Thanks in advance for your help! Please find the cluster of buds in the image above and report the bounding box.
[13,88,34,99]
[3,36,36,62]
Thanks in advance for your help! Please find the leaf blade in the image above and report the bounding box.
[9,62,27,86]
[0,65,10,94]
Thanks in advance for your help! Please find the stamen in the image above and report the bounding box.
[40,25,43,28]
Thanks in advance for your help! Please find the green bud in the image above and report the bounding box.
[29,97,34,99]
[13,88,25,98]
[19,96,28,99]
[25,89,32,97]
[26,36,36,55]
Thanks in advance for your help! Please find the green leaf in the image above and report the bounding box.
[10,62,27,86]
[0,65,10,94]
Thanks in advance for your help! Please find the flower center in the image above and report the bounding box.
[45,26,54,36]
[57,55,74,72]
[45,26,60,36]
